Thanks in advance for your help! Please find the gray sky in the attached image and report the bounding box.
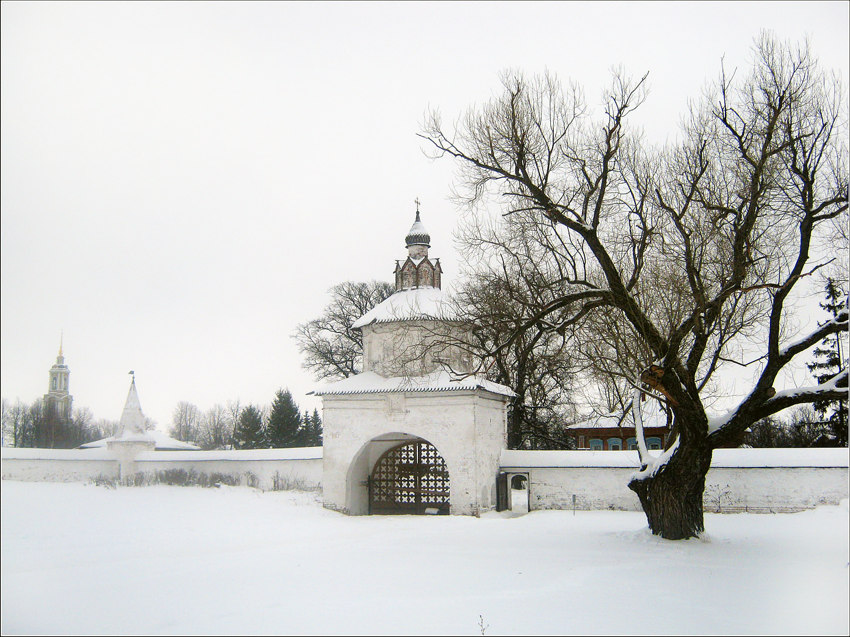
[2,1,848,431]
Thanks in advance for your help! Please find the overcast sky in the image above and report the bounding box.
[2,1,848,431]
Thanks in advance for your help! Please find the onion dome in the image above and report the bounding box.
[405,210,431,248]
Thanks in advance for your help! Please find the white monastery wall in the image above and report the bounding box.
[1,448,118,483]
[3,446,845,514]
[501,448,849,513]
[1,447,321,490]
[134,448,322,490]
[322,390,507,515]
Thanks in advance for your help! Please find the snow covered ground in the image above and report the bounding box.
[1,480,847,636]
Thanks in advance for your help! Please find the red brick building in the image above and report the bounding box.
[567,403,671,451]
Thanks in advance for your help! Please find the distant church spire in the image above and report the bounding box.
[44,335,73,423]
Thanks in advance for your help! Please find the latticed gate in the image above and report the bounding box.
[369,440,450,515]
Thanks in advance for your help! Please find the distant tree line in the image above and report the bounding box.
[167,389,322,450]
[1,399,120,449]
[745,406,844,448]
[2,388,322,452]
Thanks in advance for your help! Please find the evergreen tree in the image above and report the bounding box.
[299,409,323,447]
[302,410,312,446]
[266,389,302,448]
[807,279,848,447]
[310,408,323,446]
[233,405,266,449]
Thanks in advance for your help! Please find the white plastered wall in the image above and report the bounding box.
[361,321,471,377]
[1,447,321,491]
[322,389,508,515]
[1,448,118,482]
[499,449,849,513]
[135,455,322,490]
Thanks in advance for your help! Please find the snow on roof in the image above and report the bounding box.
[311,369,515,398]
[500,447,849,468]
[567,403,669,430]
[352,287,458,328]
[118,379,148,435]
[79,429,201,451]
[136,447,322,462]
[405,215,430,246]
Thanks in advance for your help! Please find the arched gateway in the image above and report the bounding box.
[313,205,514,516]
[370,439,450,515]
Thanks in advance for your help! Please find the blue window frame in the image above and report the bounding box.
[589,439,603,451]
[647,437,662,450]
[607,437,622,450]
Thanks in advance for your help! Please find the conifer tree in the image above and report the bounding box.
[298,408,323,447]
[266,389,302,448]
[807,279,848,447]
[310,408,323,446]
[233,405,266,449]
[302,410,312,446]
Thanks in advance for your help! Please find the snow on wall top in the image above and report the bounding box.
[1,447,117,461]
[311,369,516,398]
[500,447,849,468]
[1,445,320,461]
[136,447,323,462]
[79,429,201,451]
[352,287,457,328]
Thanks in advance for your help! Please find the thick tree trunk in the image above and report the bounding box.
[628,443,713,540]
[507,404,524,449]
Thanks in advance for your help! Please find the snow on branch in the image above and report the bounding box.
[708,366,848,440]
[631,387,650,467]
[764,368,849,405]
[630,436,680,482]
[628,385,683,482]
[777,303,848,363]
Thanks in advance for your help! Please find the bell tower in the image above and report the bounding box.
[393,200,442,291]
[43,334,73,422]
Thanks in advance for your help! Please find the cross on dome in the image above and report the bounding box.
[405,202,430,249]
[395,200,442,291]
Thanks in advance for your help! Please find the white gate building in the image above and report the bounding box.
[313,207,514,515]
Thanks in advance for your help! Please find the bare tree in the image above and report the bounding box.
[421,34,848,539]
[196,404,232,450]
[225,399,242,449]
[1,399,32,447]
[169,401,201,444]
[454,242,580,448]
[294,280,394,380]
[91,418,120,440]
[68,407,94,447]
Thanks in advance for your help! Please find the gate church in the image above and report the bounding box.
[314,207,514,515]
